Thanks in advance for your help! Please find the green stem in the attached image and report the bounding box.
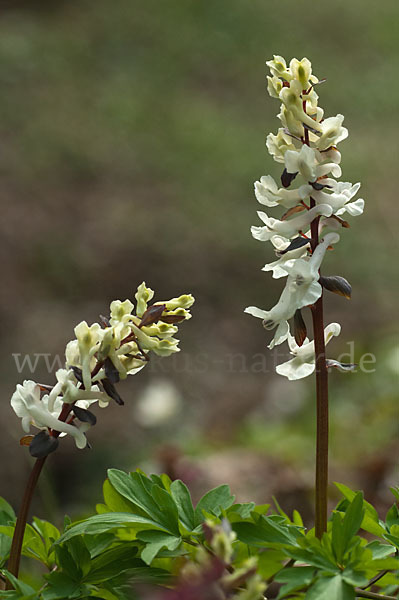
[354,588,398,600]
[6,457,47,587]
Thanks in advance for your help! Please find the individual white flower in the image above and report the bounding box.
[109,299,134,335]
[48,368,110,409]
[278,104,306,138]
[244,276,294,349]
[266,55,292,81]
[284,144,341,183]
[135,282,155,317]
[279,80,322,133]
[11,380,89,449]
[289,57,318,89]
[266,129,297,163]
[74,321,104,391]
[311,181,364,216]
[245,300,290,350]
[251,204,333,242]
[276,323,341,380]
[315,146,341,165]
[262,240,309,279]
[267,75,283,99]
[245,233,339,348]
[282,233,339,308]
[254,175,312,209]
[130,323,181,356]
[156,294,195,310]
[316,114,348,151]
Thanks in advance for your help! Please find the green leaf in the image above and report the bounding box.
[342,491,364,543]
[107,470,179,535]
[365,540,395,559]
[42,572,84,600]
[233,515,302,548]
[84,543,140,583]
[137,530,181,565]
[382,532,399,551]
[334,483,385,537]
[332,492,364,562]
[67,537,92,578]
[256,549,286,579]
[273,496,290,521]
[55,512,167,545]
[251,504,270,516]
[150,485,179,536]
[194,485,235,525]
[305,575,355,600]
[0,498,16,524]
[102,479,137,514]
[341,567,368,587]
[292,510,304,527]
[54,544,82,581]
[0,532,12,567]
[32,517,60,565]
[0,523,49,565]
[276,566,315,599]
[363,556,399,570]
[226,503,256,520]
[331,511,345,563]
[2,572,38,597]
[85,533,115,558]
[170,479,195,531]
[386,503,399,530]
[283,545,337,572]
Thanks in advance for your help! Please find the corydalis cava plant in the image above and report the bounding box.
[6,282,194,584]
[11,282,194,456]
[246,56,363,375]
[245,56,363,537]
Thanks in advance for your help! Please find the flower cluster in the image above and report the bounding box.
[246,56,364,379]
[11,283,194,455]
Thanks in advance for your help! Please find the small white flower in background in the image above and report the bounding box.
[11,283,194,454]
[135,379,182,427]
[276,323,341,380]
[246,55,364,378]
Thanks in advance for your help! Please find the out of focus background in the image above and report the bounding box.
[0,0,398,534]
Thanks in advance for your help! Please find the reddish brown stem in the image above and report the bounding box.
[6,457,47,586]
[302,89,329,537]
[6,358,107,586]
[310,202,329,538]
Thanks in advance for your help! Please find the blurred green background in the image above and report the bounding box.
[0,0,398,531]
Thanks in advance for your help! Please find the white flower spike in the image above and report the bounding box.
[246,56,364,379]
[11,284,194,455]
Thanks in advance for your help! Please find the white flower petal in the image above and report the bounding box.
[276,357,315,380]
[244,306,270,319]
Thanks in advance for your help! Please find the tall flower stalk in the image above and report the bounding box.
[6,283,194,585]
[246,56,364,537]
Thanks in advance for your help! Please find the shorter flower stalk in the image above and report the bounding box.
[7,282,194,582]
